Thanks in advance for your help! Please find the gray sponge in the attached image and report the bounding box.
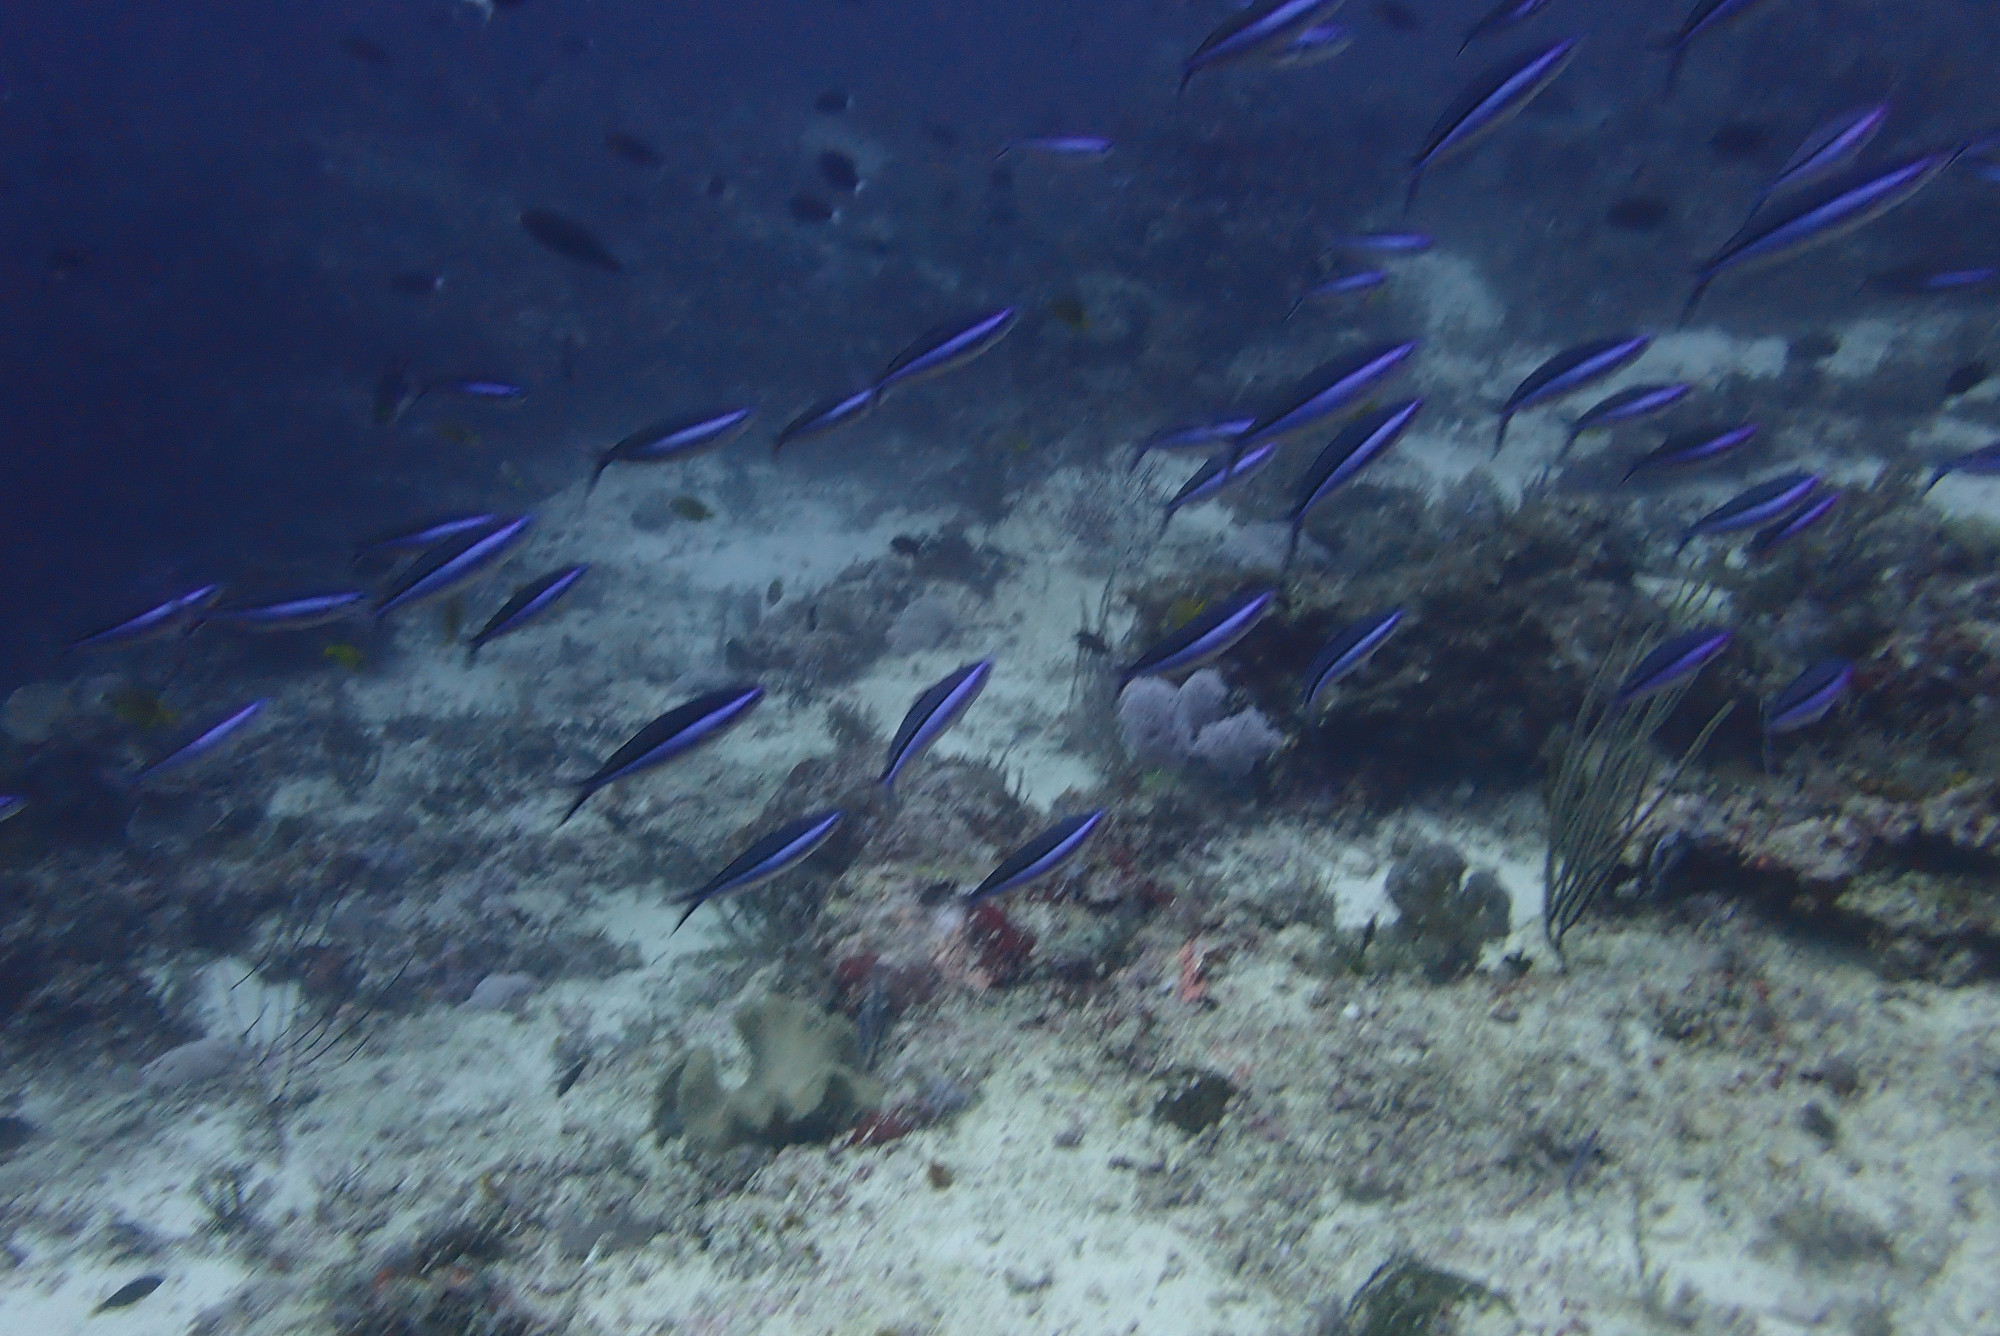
[654,994,884,1151]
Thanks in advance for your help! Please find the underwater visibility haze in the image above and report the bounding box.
[5,0,2000,1331]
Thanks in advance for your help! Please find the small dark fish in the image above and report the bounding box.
[561,685,764,825]
[1757,102,1890,206]
[1132,415,1256,471]
[1120,586,1279,685]
[1682,152,1959,322]
[967,811,1106,901]
[340,34,391,66]
[1286,271,1388,317]
[390,270,444,296]
[1614,628,1732,705]
[1677,473,1820,551]
[674,808,846,931]
[1945,362,1992,396]
[1495,334,1651,453]
[1269,22,1353,67]
[1621,422,1756,483]
[818,150,862,192]
[1304,609,1405,711]
[1161,442,1280,531]
[426,378,526,401]
[995,136,1114,159]
[202,590,369,632]
[373,514,534,617]
[1335,231,1433,253]
[1605,196,1671,231]
[71,584,222,652]
[815,89,851,114]
[1287,399,1424,565]
[1709,120,1769,159]
[1745,488,1838,555]
[1765,659,1852,734]
[136,699,266,784]
[352,513,499,565]
[520,208,622,272]
[1239,340,1420,456]
[775,387,877,454]
[1564,382,1692,454]
[0,795,25,823]
[603,130,664,168]
[1923,441,2000,493]
[1180,0,1341,92]
[590,407,756,491]
[881,660,993,793]
[789,192,835,223]
[555,1056,587,1097]
[1459,0,1552,55]
[373,363,420,426]
[468,565,589,660]
[1372,1,1422,30]
[94,1276,164,1313]
[1407,37,1582,211]
[1660,0,1774,96]
[875,307,1018,398]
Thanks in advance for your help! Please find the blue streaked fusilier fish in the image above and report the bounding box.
[1922,441,2000,493]
[589,407,756,492]
[0,795,23,823]
[201,591,369,632]
[1659,0,1775,95]
[1407,36,1582,212]
[775,387,878,455]
[467,564,590,660]
[352,513,499,565]
[1459,0,1552,56]
[70,584,223,652]
[425,378,527,401]
[1120,586,1279,685]
[1161,442,1279,532]
[1131,416,1256,471]
[1563,383,1693,454]
[967,810,1107,901]
[1494,334,1651,454]
[1676,472,1820,552]
[372,513,534,618]
[994,136,1113,160]
[1614,629,1731,706]
[1765,659,1852,735]
[1285,271,1388,317]
[673,808,846,932]
[136,699,267,784]
[880,660,993,794]
[1620,422,1757,484]
[1875,265,2000,295]
[874,307,1018,399]
[1269,22,1352,67]
[1334,231,1433,254]
[1755,102,1891,207]
[1304,608,1405,711]
[560,684,765,825]
[1746,488,1838,556]
[1286,399,1424,566]
[1180,0,1342,93]
[1238,340,1420,457]
[1682,150,1960,322]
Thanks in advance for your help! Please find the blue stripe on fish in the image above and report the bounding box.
[1661,0,1775,95]
[875,307,1018,398]
[1765,659,1852,735]
[1408,37,1582,212]
[995,137,1113,159]
[1162,442,1280,532]
[1620,423,1757,484]
[880,660,994,793]
[1746,488,1839,556]
[0,795,24,823]
[968,810,1107,901]
[1495,334,1651,454]
[561,684,764,825]
[70,584,224,652]
[1131,416,1256,471]
[1564,383,1693,455]
[674,808,846,932]
[373,514,534,618]
[1460,0,1553,55]
[1181,0,1340,92]
[776,387,879,455]
[1756,102,1891,208]
[1120,586,1279,685]
[1305,609,1406,711]
[1286,271,1389,317]
[136,699,267,784]
[1286,398,1423,567]
[1925,441,2000,493]
[590,407,756,492]
[1677,473,1819,552]
[1238,340,1420,457]
[202,591,369,632]
[1614,629,1731,706]
[352,513,500,565]
[468,564,590,660]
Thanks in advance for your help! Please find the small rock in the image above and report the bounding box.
[926,1161,953,1189]
[1003,1262,1053,1294]
[1487,1000,1519,1023]
[1052,1120,1084,1149]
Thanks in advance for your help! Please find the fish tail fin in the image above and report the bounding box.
[1492,414,1511,455]
[670,898,702,934]
[1662,46,1685,97]
[1177,69,1194,98]
[558,788,591,826]
[1922,468,1948,495]
[586,457,608,496]
[1158,509,1175,539]
[465,642,481,666]
[1559,424,1581,459]
[1283,519,1304,573]
[1673,531,1695,558]
[1283,296,1303,321]
[1403,168,1423,215]
[1678,277,1711,327]
[1456,34,1473,57]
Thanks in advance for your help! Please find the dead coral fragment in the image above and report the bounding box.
[653,994,884,1151]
